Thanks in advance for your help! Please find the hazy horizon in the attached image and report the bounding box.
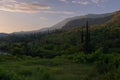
[0,0,120,33]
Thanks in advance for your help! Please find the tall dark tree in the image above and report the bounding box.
[84,21,91,53]
[81,26,84,43]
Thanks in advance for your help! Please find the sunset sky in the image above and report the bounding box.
[0,0,120,33]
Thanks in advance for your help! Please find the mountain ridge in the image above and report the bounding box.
[7,10,120,35]
[0,33,8,37]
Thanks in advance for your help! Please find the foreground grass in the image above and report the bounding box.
[0,55,93,80]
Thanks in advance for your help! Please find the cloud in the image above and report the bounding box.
[0,0,75,15]
[59,0,68,3]
[0,0,17,3]
[39,17,48,20]
[0,0,50,13]
[60,0,90,5]
[91,0,107,3]
[91,0,107,7]
[41,11,75,15]
[72,0,89,5]
[60,0,106,5]
[92,0,100,3]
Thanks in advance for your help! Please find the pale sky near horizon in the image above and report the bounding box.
[0,0,120,33]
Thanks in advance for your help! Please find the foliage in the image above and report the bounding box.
[0,19,119,80]
[0,24,120,57]
[0,55,92,80]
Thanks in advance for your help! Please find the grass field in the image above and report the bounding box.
[0,55,93,80]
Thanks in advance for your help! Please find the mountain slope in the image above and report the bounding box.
[12,10,120,34]
[51,12,114,30]
[103,10,120,26]
[0,33,8,37]
[62,11,120,30]
[62,15,113,30]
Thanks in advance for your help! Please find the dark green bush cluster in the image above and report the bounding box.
[0,67,53,80]
[88,53,120,80]
[0,69,20,80]
[0,55,20,62]
[60,49,103,64]
[95,54,120,74]
[58,49,120,80]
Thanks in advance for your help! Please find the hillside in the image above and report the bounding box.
[103,10,120,26]
[50,12,114,30]
[0,20,120,56]
[12,11,118,34]
[0,10,120,80]
[62,15,112,30]
[62,11,120,30]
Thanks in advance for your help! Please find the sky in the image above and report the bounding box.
[0,0,120,33]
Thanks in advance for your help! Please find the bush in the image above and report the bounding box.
[0,69,20,80]
[69,49,103,64]
[102,70,120,80]
[95,54,120,74]
[73,52,88,63]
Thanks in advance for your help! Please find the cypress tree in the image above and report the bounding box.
[81,26,84,43]
[84,21,91,53]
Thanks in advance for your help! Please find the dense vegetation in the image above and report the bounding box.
[0,23,120,57]
[0,55,93,80]
[0,19,120,80]
[0,51,120,80]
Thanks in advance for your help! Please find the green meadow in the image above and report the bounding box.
[0,55,92,80]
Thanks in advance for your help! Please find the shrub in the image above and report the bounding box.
[0,69,20,80]
[73,52,87,63]
[95,54,120,74]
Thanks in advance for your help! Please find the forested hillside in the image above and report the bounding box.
[0,11,120,80]
[0,21,120,57]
